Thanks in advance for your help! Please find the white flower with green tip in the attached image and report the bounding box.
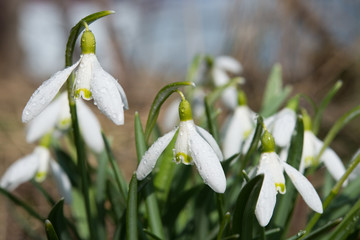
[255,131,323,227]
[22,27,128,125]
[26,92,104,153]
[0,146,72,203]
[300,111,347,183]
[136,97,226,193]
[212,56,242,109]
[223,90,256,159]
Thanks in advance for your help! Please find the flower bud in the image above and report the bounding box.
[81,30,96,54]
[261,130,275,153]
[179,99,192,121]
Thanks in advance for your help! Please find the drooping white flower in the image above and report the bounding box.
[26,92,104,153]
[22,29,128,125]
[0,146,72,203]
[212,56,242,109]
[136,98,226,193]
[222,90,256,159]
[255,131,323,226]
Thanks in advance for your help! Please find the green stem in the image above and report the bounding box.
[303,152,360,236]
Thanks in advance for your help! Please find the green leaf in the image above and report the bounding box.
[0,187,44,222]
[204,96,220,143]
[185,54,206,82]
[102,133,128,202]
[312,80,342,135]
[329,198,360,240]
[232,174,264,240]
[144,81,195,142]
[127,174,138,240]
[217,212,231,240]
[135,112,165,239]
[48,199,73,240]
[260,63,292,117]
[272,115,304,235]
[45,219,60,240]
[65,10,115,66]
[240,115,264,171]
[302,217,341,240]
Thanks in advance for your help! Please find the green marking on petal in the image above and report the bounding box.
[35,171,47,182]
[75,88,92,100]
[175,152,193,165]
[59,118,72,129]
[243,129,251,138]
[275,182,286,194]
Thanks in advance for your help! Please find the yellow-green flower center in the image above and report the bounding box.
[275,182,286,194]
[75,88,92,100]
[175,152,193,164]
[35,171,47,182]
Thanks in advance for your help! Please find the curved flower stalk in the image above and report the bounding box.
[222,90,256,159]
[300,110,347,183]
[264,97,298,148]
[26,92,104,153]
[137,94,226,193]
[255,130,323,227]
[162,89,205,132]
[212,56,242,109]
[0,146,72,204]
[22,25,128,125]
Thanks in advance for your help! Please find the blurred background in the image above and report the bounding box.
[0,0,359,239]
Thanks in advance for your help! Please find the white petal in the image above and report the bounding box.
[22,60,80,123]
[162,99,181,132]
[299,131,317,173]
[283,162,323,213]
[0,150,40,190]
[136,128,178,180]
[222,106,253,159]
[25,93,64,142]
[175,121,193,164]
[212,68,229,86]
[77,99,104,153]
[258,152,286,193]
[215,56,242,74]
[271,108,296,147]
[34,147,50,182]
[50,160,72,204]
[221,86,237,110]
[321,148,347,183]
[255,173,277,226]
[189,129,226,193]
[196,126,223,161]
[116,81,129,110]
[90,58,126,125]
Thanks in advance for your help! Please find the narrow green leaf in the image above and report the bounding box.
[286,230,306,240]
[45,219,60,240]
[204,96,220,143]
[144,81,195,142]
[312,80,342,135]
[240,115,264,171]
[48,198,73,240]
[217,212,231,240]
[273,115,304,235]
[127,174,138,240]
[135,112,148,163]
[329,198,360,240]
[135,112,165,239]
[185,54,206,82]
[232,174,264,240]
[302,217,341,240]
[65,10,115,67]
[54,148,80,188]
[315,105,360,164]
[260,63,292,117]
[106,180,125,221]
[0,187,44,222]
[143,229,163,240]
[31,180,56,206]
[102,133,128,201]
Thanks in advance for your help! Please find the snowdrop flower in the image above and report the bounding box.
[222,90,256,159]
[0,146,72,203]
[22,25,128,125]
[26,92,104,153]
[212,56,242,109]
[300,110,347,183]
[265,97,298,148]
[136,94,226,193]
[255,130,323,226]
